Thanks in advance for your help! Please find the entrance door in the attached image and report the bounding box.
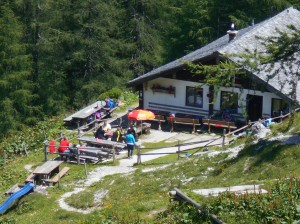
[246,94,263,122]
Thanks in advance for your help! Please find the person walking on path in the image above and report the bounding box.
[125,129,135,159]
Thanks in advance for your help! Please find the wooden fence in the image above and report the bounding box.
[135,108,299,164]
[136,136,226,164]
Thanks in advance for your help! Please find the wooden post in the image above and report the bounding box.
[112,145,116,164]
[177,140,180,160]
[192,119,195,133]
[280,111,283,123]
[84,160,88,179]
[24,147,28,157]
[170,118,174,132]
[58,175,61,189]
[77,148,80,165]
[137,145,141,164]
[222,129,226,148]
[170,188,225,224]
[44,140,48,162]
[158,118,162,131]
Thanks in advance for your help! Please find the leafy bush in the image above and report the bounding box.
[98,87,123,101]
[0,117,63,158]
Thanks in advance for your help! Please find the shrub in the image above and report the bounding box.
[98,88,123,101]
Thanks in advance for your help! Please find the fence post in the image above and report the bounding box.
[280,111,283,123]
[77,148,80,165]
[77,125,80,136]
[137,145,141,164]
[158,119,162,131]
[222,129,226,148]
[44,140,48,162]
[84,160,88,179]
[112,145,116,164]
[177,140,180,160]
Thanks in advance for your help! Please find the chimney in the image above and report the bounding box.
[227,23,238,42]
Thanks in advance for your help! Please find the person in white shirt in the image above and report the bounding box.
[102,121,111,132]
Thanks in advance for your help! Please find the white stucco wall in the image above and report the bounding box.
[144,78,209,117]
[143,77,283,118]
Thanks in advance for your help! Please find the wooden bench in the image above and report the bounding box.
[151,115,166,130]
[202,119,237,133]
[25,173,36,183]
[79,147,115,163]
[43,167,70,185]
[48,152,77,161]
[167,117,200,133]
[25,166,41,183]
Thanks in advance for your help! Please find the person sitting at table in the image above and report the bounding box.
[49,138,56,154]
[102,98,114,113]
[58,137,70,153]
[95,126,106,140]
[103,121,111,132]
[111,127,123,142]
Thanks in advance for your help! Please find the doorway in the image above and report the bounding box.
[246,94,263,122]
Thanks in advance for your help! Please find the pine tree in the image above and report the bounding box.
[0,2,39,137]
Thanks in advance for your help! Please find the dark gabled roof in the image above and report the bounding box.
[128,25,255,86]
[128,7,300,104]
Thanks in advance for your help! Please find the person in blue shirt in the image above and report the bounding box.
[125,129,136,159]
[103,98,116,115]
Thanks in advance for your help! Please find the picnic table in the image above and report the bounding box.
[77,136,126,151]
[32,161,64,180]
[64,101,104,123]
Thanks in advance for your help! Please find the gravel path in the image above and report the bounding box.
[58,130,227,213]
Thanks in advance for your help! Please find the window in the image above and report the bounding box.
[220,91,238,112]
[271,98,289,117]
[186,87,203,107]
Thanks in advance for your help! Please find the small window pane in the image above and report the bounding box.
[221,91,238,112]
[186,87,203,108]
[272,98,289,117]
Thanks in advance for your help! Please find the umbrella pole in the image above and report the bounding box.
[141,120,143,135]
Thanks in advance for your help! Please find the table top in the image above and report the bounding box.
[78,136,126,149]
[64,100,105,121]
[33,161,64,175]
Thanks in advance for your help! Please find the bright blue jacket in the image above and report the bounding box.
[125,133,135,145]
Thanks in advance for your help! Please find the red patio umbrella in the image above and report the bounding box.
[127,110,155,134]
[127,109,155,121]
